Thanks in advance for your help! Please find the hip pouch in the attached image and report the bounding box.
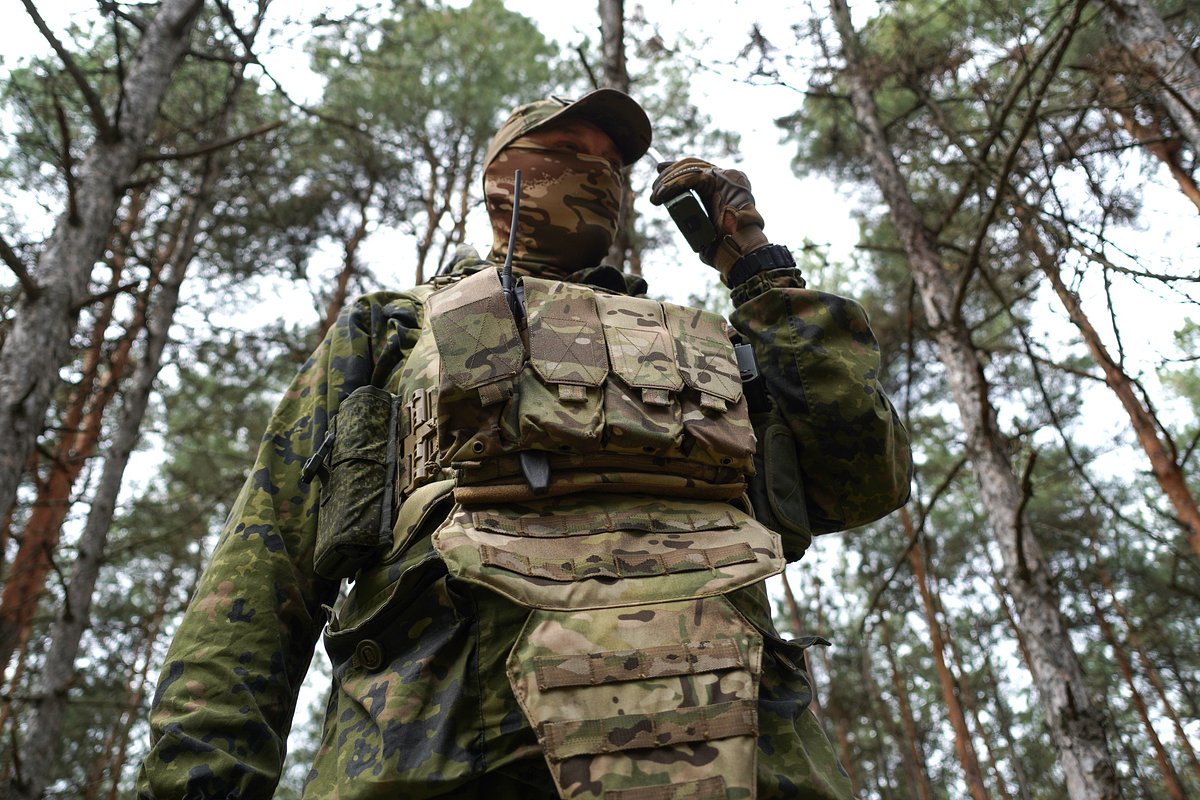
[309,385,402,580]
[434,493,786,800]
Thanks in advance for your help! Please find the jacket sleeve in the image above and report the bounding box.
[136,291,423,799]
[729,266,912,542]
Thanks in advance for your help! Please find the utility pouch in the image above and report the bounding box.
[748,416,812,560]
[313,385,402,580]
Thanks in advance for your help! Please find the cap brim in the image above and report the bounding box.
[486,89,652,170]
[533,89,652,167]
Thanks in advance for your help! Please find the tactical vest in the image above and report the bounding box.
[321,267,786,800]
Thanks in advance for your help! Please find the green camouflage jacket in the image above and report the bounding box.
[135,261,911,799]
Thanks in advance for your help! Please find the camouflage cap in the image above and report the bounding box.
[483,89,652,171]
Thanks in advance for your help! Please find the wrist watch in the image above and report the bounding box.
[726,244,796,288]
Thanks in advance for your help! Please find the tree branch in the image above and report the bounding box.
[21,0,114,142]
[1014,450,1038,582]
[140,119,286,162]
[951,0,1086,319]
[0,235,40,298]
[71,280,141,311]
[51,92,80,225]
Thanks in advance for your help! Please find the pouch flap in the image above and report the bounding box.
[525,277,607,388]
[596,294,683,393]
[663,303,743,405]
[427,268,523,391]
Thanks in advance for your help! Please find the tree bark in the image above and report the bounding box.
[1102,77,1200,214]
[881,620,936,800]
[904,520,990,800]
[598,0,639,273]
[0,0,205,525]
[1093,552,1200,780]
[0,203,162,676]
[1098,0,1200,156]
[826,2,1120,796]
[1087,585,1186,800]
[3,61,240,800]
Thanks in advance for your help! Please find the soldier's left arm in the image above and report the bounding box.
[135,291,422,799]
[729,265,913,542]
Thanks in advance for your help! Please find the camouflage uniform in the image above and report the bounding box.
[136,92,911,800]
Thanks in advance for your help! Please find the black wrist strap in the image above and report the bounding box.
[726,244,796,288]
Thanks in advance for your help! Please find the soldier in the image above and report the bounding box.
[136,89,911,800]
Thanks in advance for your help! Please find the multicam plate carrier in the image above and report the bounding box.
[409,268,785,800]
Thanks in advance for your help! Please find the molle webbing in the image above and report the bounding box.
[471,507,737,537]
[419,269,756,501]
[506,597,766,800]
[541,699,758,760]
[533,640,745,690]
[604,778,729,800]
[479,541,757,582]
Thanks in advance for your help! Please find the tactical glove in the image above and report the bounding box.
[649,157,770,277]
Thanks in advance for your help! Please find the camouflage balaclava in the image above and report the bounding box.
[482,90,652,277]
[484,144,621,277]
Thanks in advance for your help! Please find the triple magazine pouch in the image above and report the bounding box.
[310,268,810,799]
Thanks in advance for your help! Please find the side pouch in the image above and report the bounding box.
[314,385,401,580]
[748,417,812,561]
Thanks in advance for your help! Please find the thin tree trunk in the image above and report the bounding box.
[827,3,1119,795]
[1105,83,1200,213]
[903,515,990,800]
[318,186,374,339]
[1087,586,1186,800]
[1029,230,1200,557]
[0,232,163,675]
[810,585,859,796]
[598,0,638,274]
[881,620,936,800]
[3,60,244,800]
[1098,0,1200,155]
[0,0,205,525]
[1093,551,1200,780]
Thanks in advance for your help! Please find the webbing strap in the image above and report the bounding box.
[534,640,744,690]
[480,542,756,582]
[471,508,738,538]
[541,700,757,761]
[604,777,728,800]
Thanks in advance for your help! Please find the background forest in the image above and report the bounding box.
[0,0,1197,798]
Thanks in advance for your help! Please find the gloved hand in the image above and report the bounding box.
[649,157,770,277]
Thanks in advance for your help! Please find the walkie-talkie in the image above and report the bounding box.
[649,146,719,253]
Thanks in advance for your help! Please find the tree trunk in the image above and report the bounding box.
[1087,586,1186,800]
[3,62,240,800]
[0,0,204,525]
[881,620,936,800]
[318,187,374,340]
[1102,78,1200,214]
[598,0,638,273]
[826,2,1119,796]
[810,584,860,796]
[905,523,990,800]
[1098,0,1200,155]
[0,225,162,675]
[1093,552,1200,780]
